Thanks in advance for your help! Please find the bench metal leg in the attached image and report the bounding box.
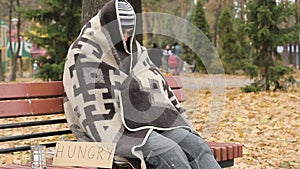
[218,159,234,168]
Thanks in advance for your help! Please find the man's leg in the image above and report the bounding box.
[138,130,191,169]
[161,128,222,169]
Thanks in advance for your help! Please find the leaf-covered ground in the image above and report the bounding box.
[181,74,300,169]
[0,73,299,168]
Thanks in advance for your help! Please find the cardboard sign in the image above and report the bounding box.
[52,141,116,168]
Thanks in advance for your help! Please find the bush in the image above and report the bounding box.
[241,82,261,93]
[35,56,64,81]
[243,61,258,80]
[241,65,297,92]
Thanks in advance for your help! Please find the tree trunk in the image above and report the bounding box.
[8,0,16,81]
[10,54,18,81]
[297,41,300,69]
[213,3,222,47]
[240,0,245,21]
[283,45,288,63]
[263,54,271,91]
[9,0,22,81]
[142,6,152,44]
[0,50,4,81]
[296,0,300,69]
[18,56,23,77]
[289,44,293,65]
[81,0,110,26]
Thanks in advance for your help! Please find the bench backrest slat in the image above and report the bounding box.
[0,98,64,118]
[172,88,186,102]
[0,81,63,99]
[164,76,186,102]
[164,75,183,89]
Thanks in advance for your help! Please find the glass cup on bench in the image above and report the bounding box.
[31,144,46,169]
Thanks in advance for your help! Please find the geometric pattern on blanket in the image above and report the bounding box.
[68,52,124,143]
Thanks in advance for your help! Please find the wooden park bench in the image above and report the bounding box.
[0,76,242,168]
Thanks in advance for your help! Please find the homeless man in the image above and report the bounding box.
[63,0,221,168]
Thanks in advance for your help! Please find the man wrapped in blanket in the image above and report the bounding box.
[63,0,221,168]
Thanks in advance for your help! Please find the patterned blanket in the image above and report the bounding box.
[63,0,193,168]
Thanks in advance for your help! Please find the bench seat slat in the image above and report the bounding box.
[0,98,63,118]
[0,118,67,129]
[1,160,98,169]
[0,81,63,99]
[0,142,60,154]
[208,142,243,161]
[0,129,72,142]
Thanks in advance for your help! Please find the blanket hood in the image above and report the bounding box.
[100,0,136,57]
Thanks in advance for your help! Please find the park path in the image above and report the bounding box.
[179,73,252,89]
